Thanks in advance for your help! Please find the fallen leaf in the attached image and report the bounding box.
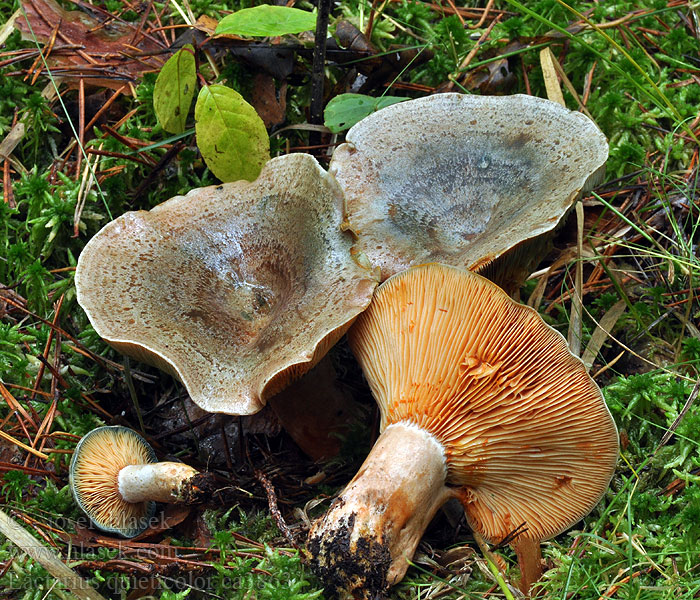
[216,5,316,38]
[324,93,406,133]
[251,73,287,129]
[460,57,517,94]
[16,0,165,90]
[135,505,192,539]
[194,14,219,37]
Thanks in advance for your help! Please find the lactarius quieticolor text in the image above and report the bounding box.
[330,93,608,291]
[70,426,215,537]
[308,264,619,597]
[74,153,377,418]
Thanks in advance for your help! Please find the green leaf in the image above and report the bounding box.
[153,45,197,134]
[195,84,270,182]
[324,94,407,133]
[216,5,316,37]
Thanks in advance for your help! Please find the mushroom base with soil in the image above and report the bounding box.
[308,422,456,598]
[307,422,548,599]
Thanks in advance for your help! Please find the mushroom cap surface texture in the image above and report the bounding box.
[348,263,619,543]
[75,153,377,415]
[69,426,157,538]
[331,93,609,281]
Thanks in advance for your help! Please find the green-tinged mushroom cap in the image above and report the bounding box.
[75,153,377,417]
[330,93,608,286]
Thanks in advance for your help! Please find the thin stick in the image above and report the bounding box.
[76,78,85,178]
[309,0,332,149]
[83,86,126,133]
[254,470,299,550]
[469,0,494,29]
[447,14,501,91]
[123,357,146,435]
[567,201,585,356]
[30,293,64,402]
[0,380,37,430]
[472,531,517,600]
[444,0,465,26]
[2,111,16,207]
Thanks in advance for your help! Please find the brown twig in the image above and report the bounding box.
[30,293,64,403]
[33,351,113,421]
[2,110,16,207]
[386,0,511,20]
[85,148,154,167]
[254,469,299,550]
[85,86,127,134]
[0,380,38,431]
[130,141,186,199]
[443,0,465,26]
[469,0,494,29]
[446,14,502,91]
[309,0,332,151]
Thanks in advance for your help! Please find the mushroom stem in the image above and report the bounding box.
[308,422,456,597]
[118,462,202,504]
[514,537,544,596]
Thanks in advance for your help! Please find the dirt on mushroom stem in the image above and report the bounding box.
[179,471,218,504]
[308,422,456,599]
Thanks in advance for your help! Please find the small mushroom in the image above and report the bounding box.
[70,426,213,537]
[330,93,608,288]
[308,264,619,597]
[75,153,377,417]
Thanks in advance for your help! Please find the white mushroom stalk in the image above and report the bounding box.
[308,264,619,598]
[117,462,201,504]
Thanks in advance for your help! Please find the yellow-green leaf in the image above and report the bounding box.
[154,45,196,134]
[216,5,316,37]
[194,84,270,182]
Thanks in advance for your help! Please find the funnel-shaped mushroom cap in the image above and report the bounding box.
[75,153,377,415]
[331,94,608,280]
[348,264,618,543]
[70,426,157,537]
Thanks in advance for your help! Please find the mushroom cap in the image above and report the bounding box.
[330,93,608,281]
[348,263,619,543]
[75,153,377,415]
[69,426,157,537]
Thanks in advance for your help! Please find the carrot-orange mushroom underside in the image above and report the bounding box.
[330,93,608,287]
[75,153,377,416]
[308,263,619,598]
